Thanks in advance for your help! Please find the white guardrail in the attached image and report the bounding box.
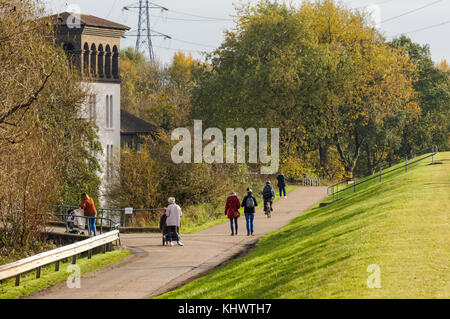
[0,230,120,285]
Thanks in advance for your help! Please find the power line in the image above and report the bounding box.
[168,9,233,21]
[381,0,444,23]
[391,19,450,37]
[150,14,234,22]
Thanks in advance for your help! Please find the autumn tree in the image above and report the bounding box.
[0,0,101,259]
[120,48,197,130]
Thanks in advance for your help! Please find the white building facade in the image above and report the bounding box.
[52,12,130,205]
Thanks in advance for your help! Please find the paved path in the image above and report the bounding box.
[29,187,327,299]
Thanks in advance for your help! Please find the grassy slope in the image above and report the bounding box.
[0,249,130,299]
[158,152,449,299]
[182,185,297,234]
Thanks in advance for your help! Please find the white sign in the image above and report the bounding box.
[124,207,133,215]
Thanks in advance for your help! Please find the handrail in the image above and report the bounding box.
[51,213,120,236]
[326,145,438,201]
[0,230,120,286]
[55,206,166,227]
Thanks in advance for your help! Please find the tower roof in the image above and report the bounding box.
[50,12,130,31]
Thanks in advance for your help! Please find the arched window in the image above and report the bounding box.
[97,44,104,78]
[112,46,119,79]
[105,45,111,78]
[90,43,97,76]
[83,43,89,75]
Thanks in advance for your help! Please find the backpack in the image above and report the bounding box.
[245,196,255,208]
[263,185,273,199]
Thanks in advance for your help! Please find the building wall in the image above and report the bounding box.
[81,81,121,205]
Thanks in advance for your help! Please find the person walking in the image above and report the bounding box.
[165,197,183,246]
[225,192,241,236]
[81,193,97,237]
[277,172,287,199]
[241,189,258,236]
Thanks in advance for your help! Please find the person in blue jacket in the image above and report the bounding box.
[241,189,258,236]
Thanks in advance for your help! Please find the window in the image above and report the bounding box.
[105,94,113,128]
[109,95,113,128]
[106,144,114,181]
[88,95,96,122]
[105,95,109,128]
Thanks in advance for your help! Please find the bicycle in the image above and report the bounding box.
[264,201,272,218]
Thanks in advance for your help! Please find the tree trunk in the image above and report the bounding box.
[319,142,329,176]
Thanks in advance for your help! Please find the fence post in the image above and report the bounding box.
[432,145,434,164]
[405,155,408,172]
[55,260,60,272]
[379,167,382,182]
[353,177,356,192]
[72,255,77,265]
[36,266,41,279]
[15,275,20,286]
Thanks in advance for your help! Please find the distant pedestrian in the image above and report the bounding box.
[277,172,287,199]
[241,189,258,236]
[81,193,97,237]
[225,192,241,236]
[165,197,183,246]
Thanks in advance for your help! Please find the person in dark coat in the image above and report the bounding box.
[241,189,258,236]
[262,181,275,212]
[225,192,241,236]
[277,172,287,199]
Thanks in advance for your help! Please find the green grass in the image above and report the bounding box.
[181,185,297,234]
[0,249,131,299]
[157,152,449,299]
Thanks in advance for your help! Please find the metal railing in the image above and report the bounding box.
[327,145,438,201]
[0,230,120,286]
[52,213,120,235]
[302,177,321,186]
[56,206,166,227]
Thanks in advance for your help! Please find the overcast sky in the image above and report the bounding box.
[42,0,450,65]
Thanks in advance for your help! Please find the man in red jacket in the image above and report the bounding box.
[225,192,241,236]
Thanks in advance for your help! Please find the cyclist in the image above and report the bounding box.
[262,181,275,214]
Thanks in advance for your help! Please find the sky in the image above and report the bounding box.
[42,0,450,65]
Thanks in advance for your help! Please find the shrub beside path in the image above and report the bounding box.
[29,186,327,299]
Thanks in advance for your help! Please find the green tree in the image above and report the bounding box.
[391,36,450,153]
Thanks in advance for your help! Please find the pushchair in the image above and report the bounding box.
[159,214,180,246]
[66,209,85,235]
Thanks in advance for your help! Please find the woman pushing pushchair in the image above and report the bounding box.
[160,197,184,246]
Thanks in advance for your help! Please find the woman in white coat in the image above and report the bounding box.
[165,197,183,246]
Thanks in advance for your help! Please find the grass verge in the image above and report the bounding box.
[0,248,131,299]
[157,152,449,299]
